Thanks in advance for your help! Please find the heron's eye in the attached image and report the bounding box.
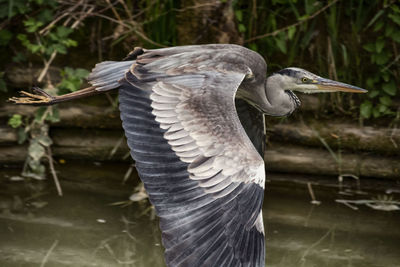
[302,77,309,83]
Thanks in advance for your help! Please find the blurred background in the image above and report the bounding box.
[0,0,399,266]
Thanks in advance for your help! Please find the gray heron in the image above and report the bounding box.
[9,44,367,267]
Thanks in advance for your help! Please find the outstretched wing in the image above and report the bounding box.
[93,45,267,267]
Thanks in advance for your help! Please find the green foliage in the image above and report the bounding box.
[17,24,77,56]
[360,4,400,119]
[8,114,23,128]
[234,0,400,119]
[0,30,12,46]
[23,123,51,180]
[1,0,87,181]
[58,67,90,93]
[9,108,58,180]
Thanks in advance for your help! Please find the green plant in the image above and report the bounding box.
[234,0,399,119]
[8,107,58,180]
[1,0,92,193]
[7,65,88,194]
[58,67,90,94]
[360,4,400,119]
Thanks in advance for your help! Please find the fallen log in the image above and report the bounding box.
[267,121,400,156]
[1,102,399,155]
[0,102,121,129]
[265,144,400,179]
[1,128,398,179]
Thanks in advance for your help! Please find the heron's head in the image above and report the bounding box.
[272,67,367,94]
[254,67,367,116]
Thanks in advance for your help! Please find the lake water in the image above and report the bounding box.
[0,162,399,267]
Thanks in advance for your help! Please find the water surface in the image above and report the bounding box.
[0,162,399,267]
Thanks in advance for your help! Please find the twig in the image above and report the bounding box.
[307,182,321,205]
[40,240,59,267]
[122,164,134,184]
[335,199,400,205]
[47,146,63,196]
[245,0,340,43]
[38,51,57,83]
[108,134,125,160]
[381,54,400,72]
[105,0,123,22]
[84,12,167,47]
[300,228,334,264]
[118,0,133,21]
[71,6,95,29]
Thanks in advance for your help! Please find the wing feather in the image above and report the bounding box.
[117,45,266,267]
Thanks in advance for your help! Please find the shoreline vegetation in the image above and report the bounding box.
[0,0,399,185]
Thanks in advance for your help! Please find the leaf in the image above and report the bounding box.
[238,24,246,33]
[366,77,376,88]
[28,141,45,161]
[275,35,287,54]
[372,107,381,118]
[63,39,77,47]
[37,9,53,23]
[46,107,60,123]
[379,95,392,106]
[385,25,394,37]
[8,114,22,128]
[249,43,258,51]
[360,101,372,119]
[375,39,385,53]
[363,43,375,52]
[235,10,243,22]
[23,18,44,32]
[382,82,397,96]
[368,90,379,98]
[378,103,388,113]
[392,31,400,43]
[12,52,27,63]
[0,29,12,46]
[375,52,390,65]
[391,5,400,13]
[52,43,67,54]
[26,159,46,180]
[34,107,46,122]
[373,20,384,32]
[37,135,53,147]
[388,13,400,26]
[29,44,42,53]
[56,26,73,38]
[382,72,390,82]
[74,68,90,79]
[17,128,27,144]
[287,26,296,40]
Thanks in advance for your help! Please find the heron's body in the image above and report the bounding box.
[9,44,366,267]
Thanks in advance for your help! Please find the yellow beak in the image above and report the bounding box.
[315,78,367,93]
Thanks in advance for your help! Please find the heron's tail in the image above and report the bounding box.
[88,60,134,91]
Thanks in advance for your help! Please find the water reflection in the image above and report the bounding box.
[0,163,399,267]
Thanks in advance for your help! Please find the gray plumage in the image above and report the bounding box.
[86,44,366,267]
[90,44,266,266]
[12,44,366,267]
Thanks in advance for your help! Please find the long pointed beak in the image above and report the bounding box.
[315,78,367,93]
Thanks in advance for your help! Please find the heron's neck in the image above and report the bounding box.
[262,75,298,116]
